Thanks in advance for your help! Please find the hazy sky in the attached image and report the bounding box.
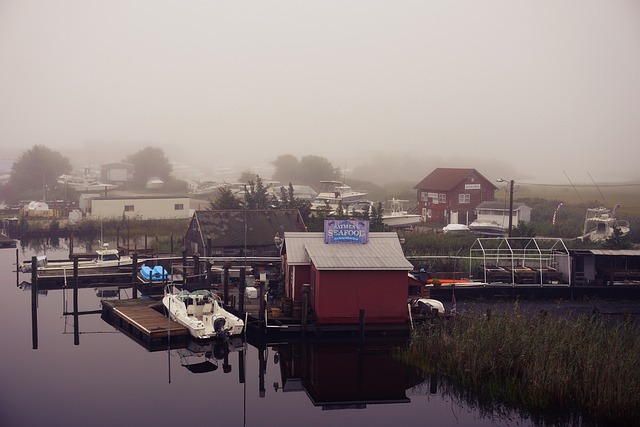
[1,1,639,185]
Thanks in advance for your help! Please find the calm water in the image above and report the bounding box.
[0,241,536,427]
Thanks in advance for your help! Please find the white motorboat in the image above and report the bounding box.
[162,286,244,340]
[442,223,471,234]
[18,244,133,273]
[468,220,506,236]
[310,180,368,212]
[577,204,630,242]
[413,298,445,315]
[381,199,421,228]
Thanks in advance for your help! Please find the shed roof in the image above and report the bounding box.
[192,210,306,247]
[414,168,497,191]
[575,249,640,256]
[283,232,414,270]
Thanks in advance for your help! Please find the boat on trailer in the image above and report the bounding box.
[381,199,421,228]
[162,286,244,340]
[577,204,630,242]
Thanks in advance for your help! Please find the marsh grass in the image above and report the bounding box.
[397,306,640,425]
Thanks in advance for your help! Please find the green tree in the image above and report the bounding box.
[369,202,385,231]
[239,170,257,184]
[207,186,242,210]
[123,147,172,189]
[244,175,273,209]
[271,154,338,188]
[272,154,300,183]
[3,145,72,202]
[511,221,537,237]
[277,183,312,224]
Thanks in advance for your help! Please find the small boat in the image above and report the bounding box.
[468,220,506,236]
[139,265,168,283]
[413,298,445,315]
[442,223,471,234]
[577,204,630,242]
[162,286,244,340]
[381,199,421,228]
[18,244,133,273]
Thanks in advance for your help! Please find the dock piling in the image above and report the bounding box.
[30,256,38,350]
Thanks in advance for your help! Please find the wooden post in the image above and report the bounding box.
[73,257,79,346]
[258,347,266,398]
[193,254,200,284]
[15,248,19,286]
[206,260,213,287]
[131,253,138,299]
[239,267,246,315]
[30,256,38,350]
[181,247,187,283]
[258,280,265,321]
[223,262,230,306]
[238,348,245,384]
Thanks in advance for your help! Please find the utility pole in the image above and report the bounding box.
[498,179,515,237]
[507,179,514,237]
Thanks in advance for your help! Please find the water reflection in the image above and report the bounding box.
[6,242,549,427]
[268,340,426,409]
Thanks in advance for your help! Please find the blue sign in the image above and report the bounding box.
[324,220,369,244]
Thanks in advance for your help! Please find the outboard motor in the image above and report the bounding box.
[214,317,227,336]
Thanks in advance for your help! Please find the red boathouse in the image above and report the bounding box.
[281,221,414,325]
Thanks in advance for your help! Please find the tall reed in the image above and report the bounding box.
[397,305,640,425]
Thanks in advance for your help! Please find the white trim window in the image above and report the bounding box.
[438,194,446,204]
[458,194,470,204]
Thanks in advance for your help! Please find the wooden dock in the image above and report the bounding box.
[102,298,189,341]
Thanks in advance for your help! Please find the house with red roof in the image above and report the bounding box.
[413,168,497,225]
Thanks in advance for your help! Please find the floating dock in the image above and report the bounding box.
[101,298,189,343]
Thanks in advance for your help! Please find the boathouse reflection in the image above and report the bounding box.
[264,341,428,408]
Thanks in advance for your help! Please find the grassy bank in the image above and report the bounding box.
[396,305,640,425]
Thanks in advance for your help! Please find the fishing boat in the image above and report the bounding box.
[18,244,133,273]
[577,204,630,242]
[162,286,244,340]
[310,180,368,212]
[381,199,421,228]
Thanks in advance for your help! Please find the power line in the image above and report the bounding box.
[517,182,640,187]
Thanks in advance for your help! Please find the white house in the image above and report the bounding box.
[89,196,191,220]
[475,201,532,227]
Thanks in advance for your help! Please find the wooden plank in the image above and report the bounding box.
[103,299,189,338]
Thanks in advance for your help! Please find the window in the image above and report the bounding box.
[174,203,184,210]
[124,205,134,212]
[438,194,446,203]
[459,194,470,204]
[420,192,429,202]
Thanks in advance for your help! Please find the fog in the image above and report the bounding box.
[1,1,639,186]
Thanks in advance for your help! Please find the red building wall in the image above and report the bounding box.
[312,269,409,324]
[416,170,495,224]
